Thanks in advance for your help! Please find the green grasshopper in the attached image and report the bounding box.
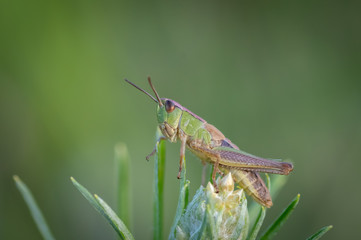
[125,77,293,208]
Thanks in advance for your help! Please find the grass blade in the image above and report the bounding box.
[71,177,104,214]
[95,194,135,240]
[247,206,266,240]
[71,177,134,240]
[265,173,271,193]
[153,130,166,240]
[247,173,268,240]
[114,142,131,229]
[306,225,333,240]
[168,158,189,240]
[13,175,55,240]
[248,173,271,229]
[269,175,288,201]
[260,194,300,240]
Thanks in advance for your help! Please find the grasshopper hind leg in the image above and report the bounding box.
[188,141,273,207]
[221,167,273,208]
[211,155,221,192]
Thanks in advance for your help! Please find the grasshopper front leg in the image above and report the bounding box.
[146,136,166,161]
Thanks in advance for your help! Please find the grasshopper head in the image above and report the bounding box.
[125,77,182,142]
[156,98,183,141]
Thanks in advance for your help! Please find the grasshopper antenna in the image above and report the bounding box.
[147,76,163,107]
[124,78,158,104]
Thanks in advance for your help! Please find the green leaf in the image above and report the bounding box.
[269,175,288,201]
[265,173,271,193]
[248,173,271,229]
[209,165,214,184]
[260,194,300,240]
[247,206,266,240]
[71,177,134,240]
[71,177,104,214]
[13,175,55,240]
[247,174,268,240]
[168,158,189,240]
[94,194,135,240]
[153,129,166,240]
[306,225,333,240]
[114,142,131,230]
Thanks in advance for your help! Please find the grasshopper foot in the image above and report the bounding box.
[213,182,219,193]
[146,149,156,161]
[177,169,182,179]
[146,136,166,161]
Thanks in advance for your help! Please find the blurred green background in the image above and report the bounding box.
[1,0,360,239]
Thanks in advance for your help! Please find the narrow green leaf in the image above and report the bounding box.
[168,158,189,240]
[247,173,268,240]
[248,173,271,228]
[260,194,300,240]
[71,177,104,213]
[153,129,166,240]
[306,225,333,240]
[247,206,266,240]
[13,175,55,240]
[71,177,134,240]
[209,165,214,184]
[269,175,288,200]
[265,173,271,193]
[184,180,189,210]
[95,194,135,240]
[114,143,131,230]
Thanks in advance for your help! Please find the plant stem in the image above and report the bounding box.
[153,129,166,240]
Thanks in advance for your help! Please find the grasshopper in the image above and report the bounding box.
[125,77,293,208]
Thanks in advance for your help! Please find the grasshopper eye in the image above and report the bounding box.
[165,100,175,113]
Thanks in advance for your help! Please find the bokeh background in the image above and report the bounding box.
[1,1,360,239]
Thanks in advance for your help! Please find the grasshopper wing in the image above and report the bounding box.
[213,147,293,175]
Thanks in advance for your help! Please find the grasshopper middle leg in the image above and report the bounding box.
[177,137,187,179]
[189,141,222,191]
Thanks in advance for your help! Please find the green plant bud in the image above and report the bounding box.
[175,173,249,240]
